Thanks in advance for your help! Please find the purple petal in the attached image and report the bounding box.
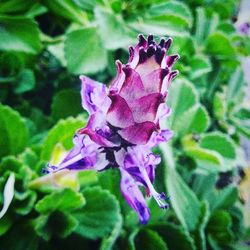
[80,76,111,114]
[140,68,169,94]
[109,60,125,94]
[45,135,108,173]
[119,121,156,145]
[147,129,173,148]
[120,168,150,224]
[129,93,165,123]
[106,94,134,128]
[78,112,118,147]
[119,66,146,101]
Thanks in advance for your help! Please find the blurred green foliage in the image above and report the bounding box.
[0,0,250,249]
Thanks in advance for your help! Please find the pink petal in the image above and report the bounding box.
[135,56,160,77]
[78,113,117,147]
[118,121,156,145]
[106,94,134,128]
[140,68,169,94]
[119,66,146,101]
[109,60,125,94]
[129,93,164,123]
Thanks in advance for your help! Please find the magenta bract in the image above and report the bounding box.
[45,34,179,224]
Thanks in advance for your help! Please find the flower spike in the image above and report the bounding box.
[44,34,179,224]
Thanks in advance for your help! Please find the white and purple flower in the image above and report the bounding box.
[44,34,179,224]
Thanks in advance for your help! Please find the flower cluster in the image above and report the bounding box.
[44,34,179,224]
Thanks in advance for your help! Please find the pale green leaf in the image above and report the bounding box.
[167,78,199,130]
[35,188,85,214]
[41,117,86,161]
[95,7,135,50]
[0,15,41,54]
[200,132,236,159]
[65,27,108,74]
[0,104,29,158]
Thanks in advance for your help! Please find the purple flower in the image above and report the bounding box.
[44,35,179,224]
[237,22,250,35]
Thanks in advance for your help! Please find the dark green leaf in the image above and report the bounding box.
[35,211,78,240]
[14,69,35,94]
[51,89,82,121]
[149,223,196,250]
[135,229,168,250]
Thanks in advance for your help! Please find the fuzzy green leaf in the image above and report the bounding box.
[0,104,29,158]
[51,89,82,121]
[95,7,135,50]
[200,132,236,159]
[41,117,85,161]
[134,229,168,250]
[0,15,41,54]
[65,27,108,74]
[35,188,85,214]
[74,187,121,240]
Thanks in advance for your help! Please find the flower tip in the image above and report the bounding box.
[79,75,86,81]
[138,34,147,46]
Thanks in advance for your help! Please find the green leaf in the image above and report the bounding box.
[0,173,15,219]
[100,213,122,250]
[0,0,35,14]
[41,117,85,161]
[14,69,35,94]
[95,7,135,50]
[210,187,238,211]
[1,222,39,250]
[149,223,196,250]
[43,0,87,24]
[174,104,210,136]
[200,132,236,159]
[0,15,41,54]
[73,0,102,11]
[188,55,212,80]
[206,32,236,58]
[0,214,13,236]
[51,89,82,121]
[35,188,85,214]
[195,7,219,45]
[129,16,189,37]
[148,1,193,28]
[192,202,210,250]
[134,229,168,250]
[0,104,29,158]
[207,210,233,245]
[65,27,108,75]
[226,68,245,106]
[167,168,201,231]
[213,92,227,120]
[184,146,223,166]
[74,187,121,240]
[14,190,37,215]
[35,211,78,241]
[160,144,201,231]
[167,78,199,130]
